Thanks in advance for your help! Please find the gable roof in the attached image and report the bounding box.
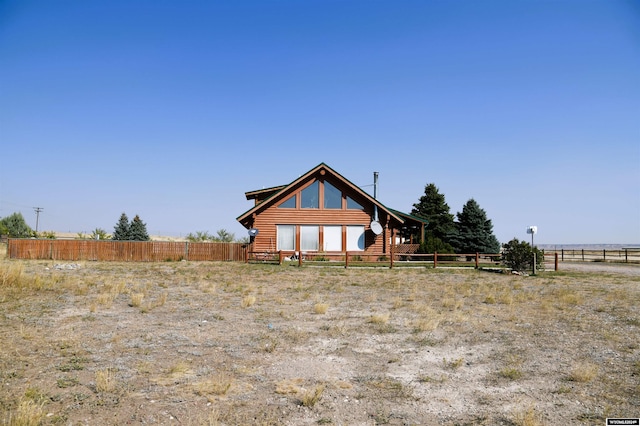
[237,163,421,227]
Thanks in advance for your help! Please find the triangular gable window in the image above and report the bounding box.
[278,195,296,208]
[346,196,363,210]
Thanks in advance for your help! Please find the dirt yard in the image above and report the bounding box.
[1,259,638,425]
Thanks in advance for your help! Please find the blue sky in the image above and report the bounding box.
[1,0,638,245]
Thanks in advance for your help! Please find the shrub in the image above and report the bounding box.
[501,238,543,272]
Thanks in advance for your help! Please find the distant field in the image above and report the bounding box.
[1,260,638,425]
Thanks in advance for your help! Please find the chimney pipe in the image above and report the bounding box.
[373,171,379,221]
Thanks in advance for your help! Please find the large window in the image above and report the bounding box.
[301,181,319,208]
[323,225,342,251]
[346,226,365,251]
[324,181,342,209]
[277,225,295,251]
[300,225,319,251]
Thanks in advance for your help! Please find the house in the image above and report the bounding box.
[236,163,427,257]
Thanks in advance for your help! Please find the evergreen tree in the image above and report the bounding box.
[112,213,130,240]
[129,215,150,241]
[450,199,501,254]
[411,183,455,252]
[0,212,34,238]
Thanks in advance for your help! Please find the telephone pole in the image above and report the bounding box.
[33,207,43,233]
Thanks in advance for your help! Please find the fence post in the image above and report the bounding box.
[433,252,438,269]
[555,252,559,271]
[581,249,584,261]
[475,252,479,269]
[532,252,536,275]
[561,249,564,261]
[625,249,628,263]
[345,252,349,269]
[603,249,606,262]
[298,252,303,267]
[278,251,283,265]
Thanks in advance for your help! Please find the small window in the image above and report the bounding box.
[301,181,319,209]
[278,195,296,208]
[324,181,342,209]
[346,196,363,210]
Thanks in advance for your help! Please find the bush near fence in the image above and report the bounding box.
[7,239,247,262]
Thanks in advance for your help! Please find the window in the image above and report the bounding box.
[300,225,319,251]
[277,225,295,251]
[346,196,363,210]
[346,226,365,251]
[324,181,342,209]
[323,226,342,251]
[301,181,319,208]
[278,195,296,208]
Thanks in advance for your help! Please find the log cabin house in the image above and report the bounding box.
[236,163,427,258]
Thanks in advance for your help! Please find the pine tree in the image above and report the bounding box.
[411,183,455,252]
[450,199,500,253]
[112,213,130,240]
[129,215,150,241]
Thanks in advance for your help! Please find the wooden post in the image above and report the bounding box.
[603,249,606,262]
[475,252,479,269]
[561,249,564,261]
[434,251,438,269]
[298,252,303,267]
[278,251,283,265]
[581,249,584,261]
[625,249,628,263]
[390,243,394,269]
[532,252,536,275]
[555,252,559,271]
[345,252,349,269]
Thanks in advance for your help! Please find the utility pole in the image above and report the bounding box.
[33,207,43,233]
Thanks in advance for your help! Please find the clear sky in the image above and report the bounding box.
[1,0,638,245]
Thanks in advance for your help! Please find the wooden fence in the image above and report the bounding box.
[7,239,247,262]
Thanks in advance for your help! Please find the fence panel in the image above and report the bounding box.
[7,239,247,262]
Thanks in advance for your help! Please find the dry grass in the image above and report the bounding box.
[4,398,45,426]
[95,368,117,393]
[313,302,329,314]
[512,405,546,426]
[299,384,325,408]
[241,294,256,307]
[368,312,390,324]
[567,361,599,383]
[0,259,637,425]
